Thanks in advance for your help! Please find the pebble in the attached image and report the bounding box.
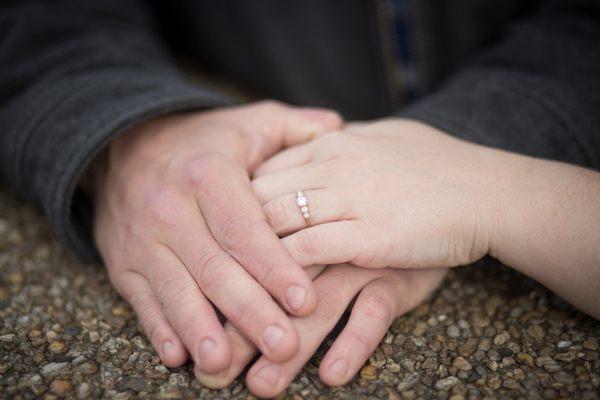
[452,356,472,371]
[40,362,69,378]
[360,365,377,380]
[435,376,459,390]
[49,379,72,396]
[0,333,16,342]
[447,325,461,338]
[77,382,92,399]
[48,341,67,353]
[527,325,545,340]
[583,338,598,350]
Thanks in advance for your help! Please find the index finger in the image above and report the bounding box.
[183,152,318,316]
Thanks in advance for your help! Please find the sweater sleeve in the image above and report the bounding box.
[0,0,233,261]
[399,0,600,169]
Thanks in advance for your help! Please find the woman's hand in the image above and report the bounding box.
[253,118,600,319]
[195,264,448,398]
[252,119,503,270]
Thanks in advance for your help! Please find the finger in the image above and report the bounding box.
[195,265,327,389]
[240,102,343,168]
[246,265,382,398]
[146,245,232,374]
[320,268,447,385]
[253,141,315,178]
[318,276,398,385]
[252,162,328,203]
[282,106,344,147]
[114,270,188,367]
[164,215,300,363]
[182,154,318,317]
[283,221,380,267]
[262,189,355,236]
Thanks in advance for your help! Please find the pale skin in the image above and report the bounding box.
[92,101,346,373]
[250,118,600,320]
[194,118,600,397]
[94,106,599,398]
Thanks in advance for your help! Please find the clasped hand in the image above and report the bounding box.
[93,103,477,397]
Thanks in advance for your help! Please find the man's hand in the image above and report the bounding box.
[92,101,343,372]
[195,264,447,398]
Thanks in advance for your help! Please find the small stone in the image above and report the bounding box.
[0,333,16,342]
[118,376,149,392]
[487,375,502,390]
[49,379,72,397]
[503,378,521,390]
[75,362,98,375]
[447,325,460,338]
[554,351,577,363]
[557,340,572,350]
[301,206,308,213]
[46,330,58,341]
[360,365,377,380]
[412,321,427,336]
[0,363,9,373]
[77,382,92,399]
[582,338,598,350]
[516,352,534,367]
[41,362,69,378]
[158,384,182,399]
[452,356,472,371]
[28,329,42,339]
[435,376,459,390]
[89,331,100,343]
[48,341,67,354]
[494,331,510,345]
[458,338,478,357]
[497,347,513,357]
[527,325,545,340]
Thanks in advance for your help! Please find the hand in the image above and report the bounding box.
[252,118,503,270]
[92,101,343,372]
[195,263,447,397]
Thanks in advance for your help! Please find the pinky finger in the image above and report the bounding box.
[116,270,188,367]
[318,276,397,386]
[318,268,447,385]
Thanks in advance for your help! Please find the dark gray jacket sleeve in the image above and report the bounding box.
[399,0,600,169]
[0,1,232,261]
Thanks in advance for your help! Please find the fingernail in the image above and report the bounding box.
[286,284,307,311]
[262,324,285,351]
[254,363,280,386]
[330,358,349,379]
[162,340,173,359]
[198,337,216,364]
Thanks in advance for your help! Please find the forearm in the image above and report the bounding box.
[490,152,600,318]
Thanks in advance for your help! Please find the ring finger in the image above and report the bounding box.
[262,189,355,236]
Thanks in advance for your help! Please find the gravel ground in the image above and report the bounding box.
[1,186,599,400]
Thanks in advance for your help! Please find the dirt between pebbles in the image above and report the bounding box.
[0,187,599,399]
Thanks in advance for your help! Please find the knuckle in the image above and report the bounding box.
[263,198,289,229]
[345,329,373,355]
[294,229,322,258]
[314,287,342,321]
[196,250,232,290]
[216,216,258,254]
[144,308,167,343]
[360,291,394,324]
[177,153,226,189]
[143,187,181,227]
[155,275,187,308]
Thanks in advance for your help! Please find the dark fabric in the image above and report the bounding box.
[0,0,598,261]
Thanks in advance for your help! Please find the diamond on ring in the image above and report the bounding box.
[297,191,310,225]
